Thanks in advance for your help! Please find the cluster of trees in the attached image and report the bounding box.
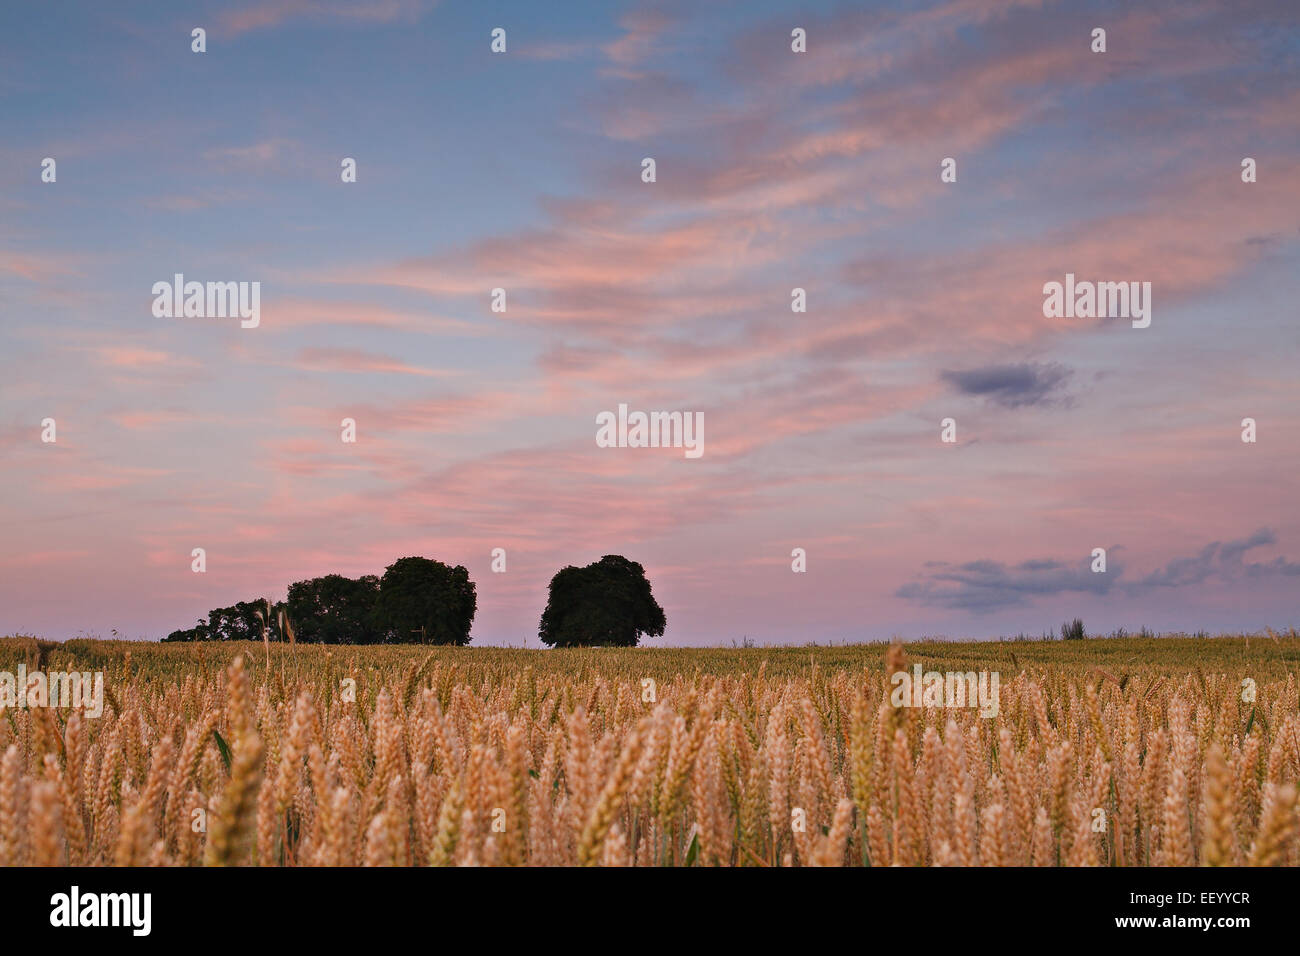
[163,557,477,645]
[164,553,666,648]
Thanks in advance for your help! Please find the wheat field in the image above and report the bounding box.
[0,634,1297,866]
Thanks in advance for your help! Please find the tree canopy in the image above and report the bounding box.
[372,557,477,645]
[163,598,287,643]
[163,558,475,645]
[286,573,381,644]
[538,555,666,647]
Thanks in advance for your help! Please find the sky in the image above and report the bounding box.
[1,0,1298,646]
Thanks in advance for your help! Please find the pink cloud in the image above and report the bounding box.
[264,297,484,335]
[219,0,434,37]
[0,252,77,282]
[97,346,198,369]
[602,8,679,73]
[289,347,458,378]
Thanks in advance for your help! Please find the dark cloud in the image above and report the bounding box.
[939,362,1072,408]
[898,529,1299,613]
[896,553,1114,612]
[1138,528,1300,588]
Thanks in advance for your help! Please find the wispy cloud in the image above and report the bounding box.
[289,347,457,378]
[219,0,435,37]
[96,346,199,370]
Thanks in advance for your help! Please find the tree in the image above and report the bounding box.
[539,555,666,647]
[163,621,210,642]
[162,561,474,644]
[207,601,266,641]
[372,557,477,645]
[286,574,381,644]
[163,599,285,642]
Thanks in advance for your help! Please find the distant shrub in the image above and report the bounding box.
[1062,618,1086,641]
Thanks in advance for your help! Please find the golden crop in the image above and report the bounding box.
[0,634,1296,866]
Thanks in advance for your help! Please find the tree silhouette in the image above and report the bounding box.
[372,557,477,645]
[163,559,475,644]
[163,598,285,642]
[286,573,381,644]
[539,555,666,647]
